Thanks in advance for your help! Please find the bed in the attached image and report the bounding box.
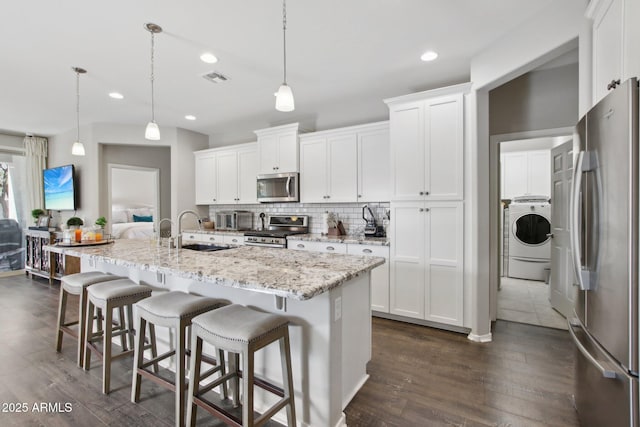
[111,207,155,239]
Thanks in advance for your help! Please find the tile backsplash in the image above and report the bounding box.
[207,202,390,235]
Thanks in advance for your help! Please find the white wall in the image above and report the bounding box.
[48,123,208,229]
[467,0,588,340]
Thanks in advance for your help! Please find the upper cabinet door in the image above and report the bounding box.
[216,150,239,204]
[258,134,279,174]
[300,137,328,203]
[195,152,217,205]
[390,101,425,201]
[237,146,258,204]
[424,94,463,200]
[276,131,299,173]
[358,125,390,202]
[591,0,623,104]
[327,133,358,202]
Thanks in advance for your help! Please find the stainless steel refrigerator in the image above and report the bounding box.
[569,77,639,426]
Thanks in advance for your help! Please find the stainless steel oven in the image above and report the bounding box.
[256,172,299,203]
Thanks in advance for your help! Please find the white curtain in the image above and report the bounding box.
[24,136,47,214]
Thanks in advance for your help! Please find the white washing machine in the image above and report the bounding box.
[508,196,551,281]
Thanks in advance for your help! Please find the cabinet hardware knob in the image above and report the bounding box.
[327,195,330,199]
[419,208,424,212]
[607,79,621,91]
[297,244,305,248]
[363,249,372,254]
[358,194,362,198]
[419,191,424,195]
[425,208,430,212]
[327,246,335,251]
[425,191,429,195]
[209,237,215,241]
[232,239,238,242]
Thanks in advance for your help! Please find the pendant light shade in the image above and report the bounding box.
[145,23,162,140]
[275,83,295,112]
[275,0,295,112]
[71,141,85,156]
[71,67,86,156]
[145,121,160,140]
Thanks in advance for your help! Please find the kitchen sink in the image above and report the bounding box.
[181,243,231,252]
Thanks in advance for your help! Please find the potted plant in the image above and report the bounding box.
[31,208,45,224]
[94,216,107,241]
[66,216,84,227]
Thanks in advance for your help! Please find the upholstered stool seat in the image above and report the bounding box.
[186,304,296,427]
[84,278,152,394]
[56,271,123,367]
[131,291,228,427]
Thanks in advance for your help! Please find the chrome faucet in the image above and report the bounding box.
[176,210,202,249]
[156,218,175,247]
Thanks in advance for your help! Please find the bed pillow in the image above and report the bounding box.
[132,214,153,222]
[112,209,128,224]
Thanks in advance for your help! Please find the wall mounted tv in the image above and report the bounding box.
[43,164,78,211]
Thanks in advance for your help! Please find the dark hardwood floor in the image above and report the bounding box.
[0,274,579,426]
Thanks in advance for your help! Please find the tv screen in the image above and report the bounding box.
[43,164,77,211]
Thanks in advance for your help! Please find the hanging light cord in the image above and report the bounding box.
[282,0,287,84]
[76,71,80,142]
[150,31,156,122]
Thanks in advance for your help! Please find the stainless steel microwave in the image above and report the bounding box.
[256,172,299,203]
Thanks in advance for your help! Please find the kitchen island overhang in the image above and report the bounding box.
[46,239,384,427]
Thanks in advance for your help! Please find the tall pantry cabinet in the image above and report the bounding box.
[384,83,469,327]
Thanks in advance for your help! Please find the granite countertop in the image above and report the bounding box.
[45,239,384,301]
[287,233,389,246]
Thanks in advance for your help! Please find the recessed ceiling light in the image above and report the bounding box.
[109,92,124,99]
[420,50,438,62]
[185,115,196,121]
[200,52,218,64]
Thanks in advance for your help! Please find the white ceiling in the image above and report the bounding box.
[1,0,557,145]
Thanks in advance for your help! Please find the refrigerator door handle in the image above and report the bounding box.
[568,320,617,379]
[570,150,595,291]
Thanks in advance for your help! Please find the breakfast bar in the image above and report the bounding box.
[46,239,384,427]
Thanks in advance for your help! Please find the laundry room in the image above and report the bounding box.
[488,48,578,329]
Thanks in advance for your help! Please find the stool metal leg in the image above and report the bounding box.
[126,304,135,351]
[148,323,159,373]
[117,306,127,351]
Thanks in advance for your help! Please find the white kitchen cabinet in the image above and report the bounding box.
[386,85,467,202]
[357,123,390,202]
[195,143,257,206]
[216,145,258,204]
[300,121,389,204]
[300,132,358,203]
[287,240,348,254]
[389,201,464,326]
[194,151,217,205]
[347,244,390,313]
[589,0,624,104]
[182,232,225,244]
[501,150,550,199]
[222,234,244,246]
[255,122,300,174]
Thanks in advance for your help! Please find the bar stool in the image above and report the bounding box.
[131,291,229,427]
[55,271,123,367]
[186,304,296,427]
[84,278,152,394]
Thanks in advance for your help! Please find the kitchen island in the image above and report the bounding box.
[46,239,384,427]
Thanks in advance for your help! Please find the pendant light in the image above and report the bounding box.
[144,23,162,140]
[275,0,295,112]
[71,67,86,156]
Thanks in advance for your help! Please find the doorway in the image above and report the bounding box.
[493,132,572,329]
[0,149,27,273]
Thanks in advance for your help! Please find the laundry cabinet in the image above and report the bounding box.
[389,201,463,326]
[385,83,469,329]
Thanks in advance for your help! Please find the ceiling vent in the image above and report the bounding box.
[202,71,229,83]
